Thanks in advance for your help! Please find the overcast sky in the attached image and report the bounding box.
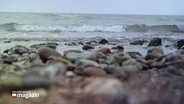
[0,0,184,15]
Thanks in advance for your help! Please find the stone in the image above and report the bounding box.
[63,50,83,62]
[20,74,50,89]
[83,67,107,77]
[103,65,128,81]
[130,39,146,45]
[148,37,162,46]
[47,56,71,65]
[82,44,94,50]
[99,39,109,44]
[110,93,129,104]
[75,59,99,68]
[145,47,164,60]
[0,74,21,92]
[3,40,11,43]
[79,78,122,95]
[30,42,58,50]
[86,40,98,46]
[2,54,19,64]
[122,58,143,72]
[111,44,124,51]
[97,48,111,54]
[8,45,29,55]
[108,53,131,66]
[37,47,62,63]
[177,39,184,49]
[147,47,164,55]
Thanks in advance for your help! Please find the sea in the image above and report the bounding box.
[0,12,184,55]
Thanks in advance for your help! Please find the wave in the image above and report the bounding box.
[125,24,184,33]
[15,24,124,33]
[0,23,17,31]
[0,23,184,33]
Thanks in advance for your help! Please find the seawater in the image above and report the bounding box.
[0,12,184,55]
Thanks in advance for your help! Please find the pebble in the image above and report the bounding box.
[2,54,19,64]
[148,37,162,46]
[99,38,109,44]
[75,59,99,68]
[130,38,145,45]
[20,74,50,89]
[37,47,62,63]
[122,58,143,73]
[0,74,21,92]
[83,67,107,77]
[110,92,129,104]
[63,50,83,62]
[82,44,94,50]
[111,44,124,51]
[30,63,66,78]
[145,47,164,60]
[177,39,184,49]
[97,48,111,54]
[79,78,122,95]
[30,42,58,50]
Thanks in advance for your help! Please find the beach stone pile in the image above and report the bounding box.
[0,38,184,104]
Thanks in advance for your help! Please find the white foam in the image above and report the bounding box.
[15,24,125,33]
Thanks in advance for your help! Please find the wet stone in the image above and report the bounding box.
[3,40,11,43]
[30,42,58,50]
[10,45,29,55]
[86,40,98,46]
[97,48,111,54]
[130,38,146,45]
[111,44,124,51]
[99,38,109,44]
[2,55,19,64]
[82,44,94,50]
[177,39,184,49]
[148,37,162,46]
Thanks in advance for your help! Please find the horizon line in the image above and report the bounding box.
[0,11,184,16]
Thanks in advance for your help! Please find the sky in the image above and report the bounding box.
[0,0,184,15]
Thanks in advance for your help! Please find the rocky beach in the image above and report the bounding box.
[0,37,184,104]
[0,12,184,104]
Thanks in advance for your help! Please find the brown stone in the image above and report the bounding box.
[37,47,62,63]
[83,67,107,77]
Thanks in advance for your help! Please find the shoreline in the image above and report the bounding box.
[0,37,184,104]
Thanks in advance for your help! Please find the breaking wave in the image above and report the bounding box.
[0,23,184,33]
[125,24,184,33]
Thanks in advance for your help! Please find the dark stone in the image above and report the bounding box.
[99,39,109,44]
[145,53,161,60]
[111,44,124,50]
[148,37,162,46]
[177,39,184,49]
[3,40,11,43]
[30,42,58,50]
[82,44,94,50]
[2,55,18,64]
